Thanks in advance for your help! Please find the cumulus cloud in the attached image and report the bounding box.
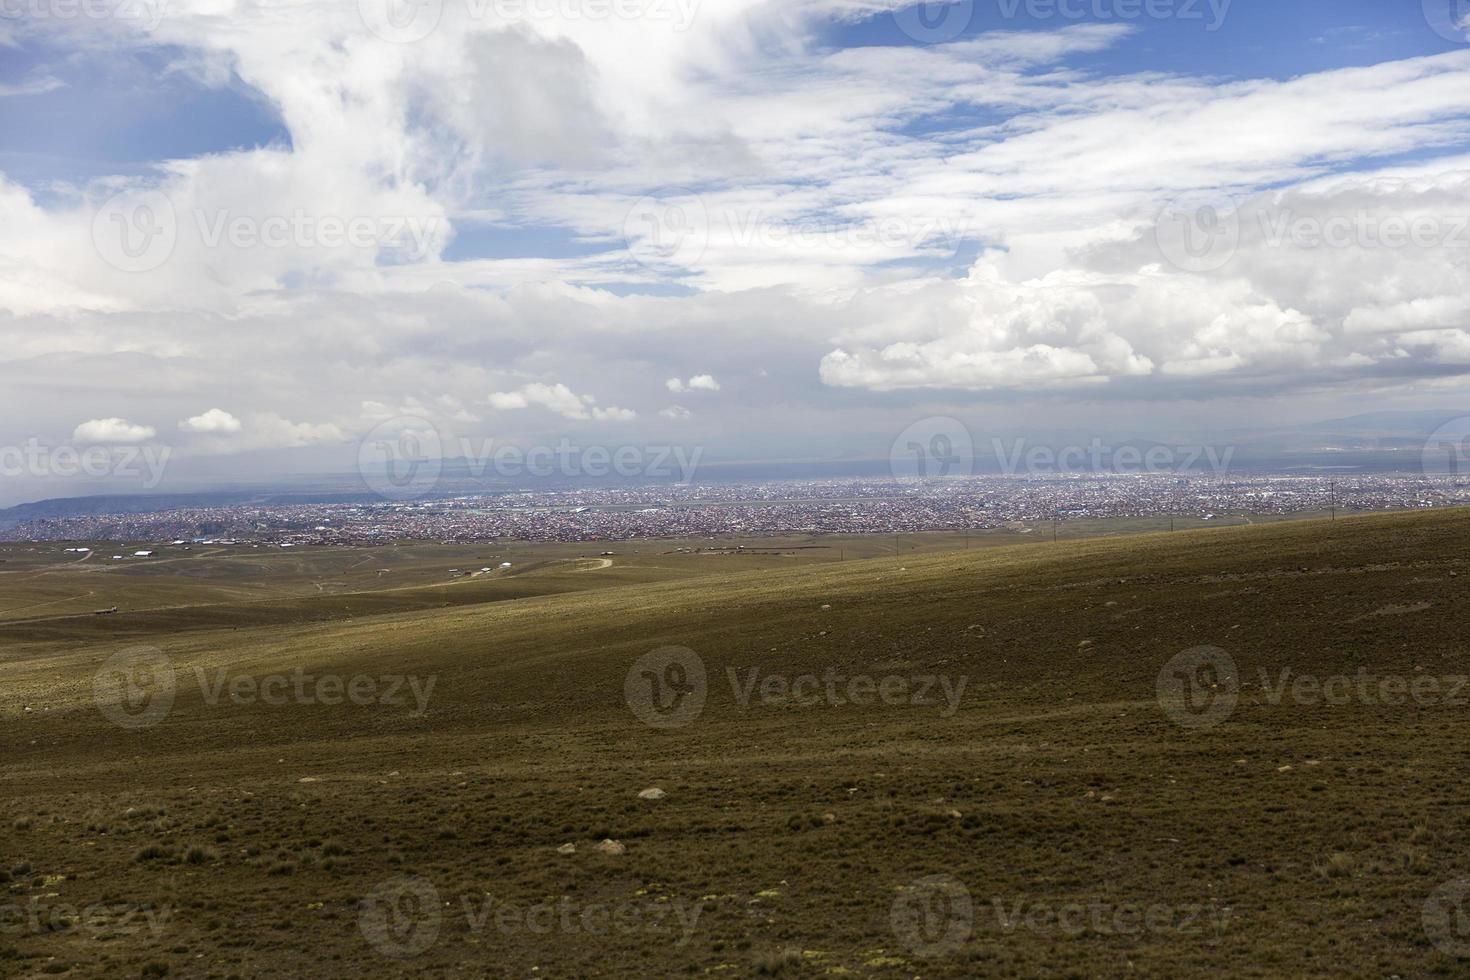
[179,408,243,434]
[73,418,156,444]
[489,382,635,421]
[666,374,720,393]
[660,405,693,420]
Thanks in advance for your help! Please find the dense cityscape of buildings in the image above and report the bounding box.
[5,474,1467,545]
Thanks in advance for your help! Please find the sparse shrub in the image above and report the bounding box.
[321,840,346,856]
[183,845,217,865]
[13,817,31,831]
[140,961,169,977]
[1313,852,1355,879]
[266,861,296,876]
[753,948,803,975]
[134,843,174,863]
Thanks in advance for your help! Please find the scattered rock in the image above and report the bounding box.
[820,604,831,611]
[821,812,836,824]
[946,809,962,819]
[298,777,321,783]
[637,788,667,800]
[595,839,627,856]
[556,843,576,855]
[1276,765,1293,773]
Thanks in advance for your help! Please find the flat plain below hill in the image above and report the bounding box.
[3,509,1470,978]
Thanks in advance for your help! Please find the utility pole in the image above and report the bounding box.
[1330,481,1337,522]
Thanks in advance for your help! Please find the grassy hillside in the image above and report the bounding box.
[4,510,1470,977]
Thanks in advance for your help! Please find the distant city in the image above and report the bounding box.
[5,473,1468,544]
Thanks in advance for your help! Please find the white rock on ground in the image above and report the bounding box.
[637,787,667,800]
[596,839,627,856]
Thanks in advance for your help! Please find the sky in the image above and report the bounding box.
[2,0,1470,502]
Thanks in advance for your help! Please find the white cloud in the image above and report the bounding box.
[489,382,634,421]
[4,9,1470,467]
[667,374,720,393]
[660,404,693,420]
[73,418,156,443]
[178,408,242,434]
